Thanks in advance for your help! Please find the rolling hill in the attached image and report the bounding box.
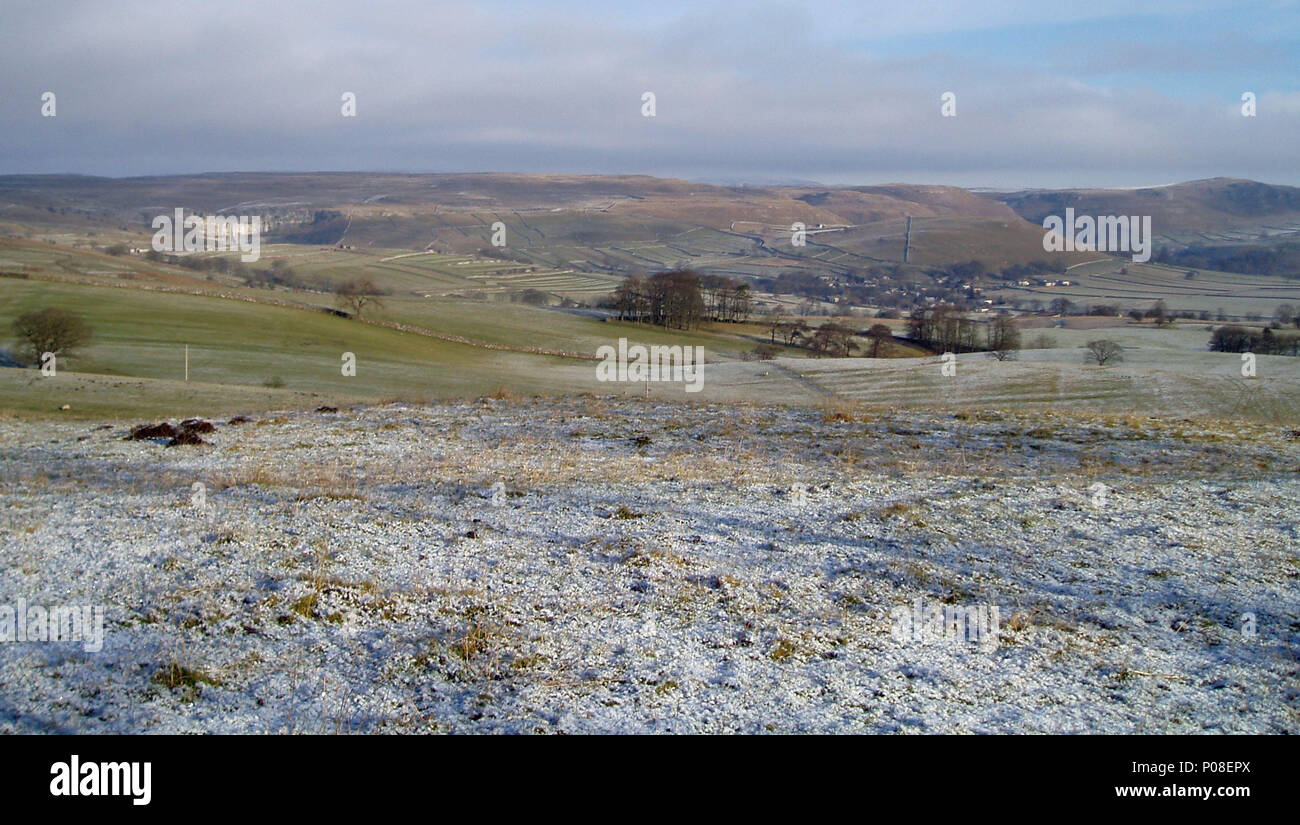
[992,178,1300,248]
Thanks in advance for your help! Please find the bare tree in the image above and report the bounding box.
[777,319,808,346]
[1085,339,1123,366]
[865,323,893,357]
[767,315,786,343]
[11,307,93,365]
[986,314,1021,361]
[809,321,855,357]
[335,277,385,319]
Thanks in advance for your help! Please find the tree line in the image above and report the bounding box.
[905,304,1020,358]
[1209,325,1300,356]
[611,270,751,329]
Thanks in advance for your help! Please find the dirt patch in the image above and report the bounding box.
[126,422,178,441]
[166,429,208,447]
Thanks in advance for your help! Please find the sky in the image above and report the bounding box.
[0,0,1296,188]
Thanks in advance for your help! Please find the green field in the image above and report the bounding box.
[988,259,1300,319]
[0,278,602,418]
[0,242,812,418]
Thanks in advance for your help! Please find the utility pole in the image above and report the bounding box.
[185,345,189,382]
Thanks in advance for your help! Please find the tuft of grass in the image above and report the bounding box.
[290,593,319,619]
[880,501,911,519]
[769,638,797,662]
[482,386,520,402]
[152,662,222,701]
[452,620,495,662]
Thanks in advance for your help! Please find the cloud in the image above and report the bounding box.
[0,0,1295,187]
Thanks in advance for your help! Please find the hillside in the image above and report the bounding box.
[993,178,1300,248]
[0,173,1096,272]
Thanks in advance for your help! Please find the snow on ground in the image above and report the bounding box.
[1,398,1297,733]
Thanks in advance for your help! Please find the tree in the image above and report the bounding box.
[335,277,385,319]
[11,307,93,365]
[986,314,1021,361]
[1049,297,1076,316]
[1146,300,1172,327]
[1210,325,1253,353]
[1274,303,1296,327]
[1084,339,1123,366]
[612,276,647,321]
[700,275,752,322]
[767,316,785,343]
[777,319,808,346]
[809,322,854,357]
[865,323,893,357]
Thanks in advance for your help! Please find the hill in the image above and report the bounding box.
[993,178,1300,248]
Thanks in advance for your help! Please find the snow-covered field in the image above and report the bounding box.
[1,398,1297,733]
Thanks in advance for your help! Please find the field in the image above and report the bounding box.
[2,397,1296,733]
[0,277,583,418]
[790,322,1300,423]
[988,259,1300,319]
[4,242,1299,425]
[2,176,1299,737]
[0,244,813,418]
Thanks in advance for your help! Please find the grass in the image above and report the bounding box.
[152,662,222,701]
[769,638,798,662]
[4,239,1298,423]
[0,278,607,417]
[987,259,1300,318]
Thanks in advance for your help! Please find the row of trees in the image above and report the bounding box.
[611,270,751,329]
[905,304,1022,359]
[765,319,897,358]
[907,304,983,353]
[1209,325,1300,356]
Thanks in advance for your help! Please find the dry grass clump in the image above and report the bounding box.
[151,661,223,701]
[820,398,868,424]
[481,386,521,402]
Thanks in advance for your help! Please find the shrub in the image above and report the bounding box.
[10,307,93,364]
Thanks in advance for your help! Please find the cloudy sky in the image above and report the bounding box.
[1,0,1296,188]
